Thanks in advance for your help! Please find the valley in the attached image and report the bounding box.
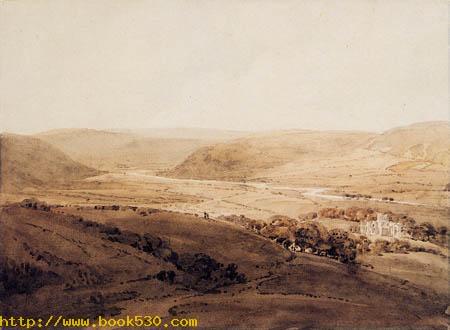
[0,123,449,328]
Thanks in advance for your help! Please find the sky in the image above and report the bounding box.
[0,0,448,134]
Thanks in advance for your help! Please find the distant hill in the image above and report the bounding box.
[113,127,250,140]
[36,128,246,171]
[166,122,450,181]
[367,121,450,165]
[165,130,375,180]
[0,133,100,192]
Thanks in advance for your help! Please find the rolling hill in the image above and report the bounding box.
[0,133,100,192]
[35,128,249,171]
[367,121,450,165]
[165,122,450,181]
[165,130,376,180]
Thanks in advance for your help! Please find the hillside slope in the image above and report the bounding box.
[166,130,375,180]
[367,121,450,165]
[1,202,447,327]
[0,134,99,192]
[166,122,450,181]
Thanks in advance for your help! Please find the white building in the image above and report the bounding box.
[360,213,406,239]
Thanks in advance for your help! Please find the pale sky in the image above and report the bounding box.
[0,0,448,134]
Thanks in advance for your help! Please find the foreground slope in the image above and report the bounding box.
[0,202,447,328]
[0,134,99,192]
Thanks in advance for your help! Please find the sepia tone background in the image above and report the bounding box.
[0,1,448,329]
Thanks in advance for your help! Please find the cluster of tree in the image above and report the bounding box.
[72,216,246,292]
[19,199,165,218]
[0,258,61,297]
[223,214,359,264]
[94,205,120,211]
[406,222,447,244]
[270,221,357,264]
[364,239,442,256]
[71,217,179,263]
[318,207,377,222]
[385,214,447,244]
[92,204,160,215]
[294,224,357,263]
[155,270,176,284]
[218,214,265,233]
[19,198,52,212]
[175,253,246,291]
[343,193,372,199]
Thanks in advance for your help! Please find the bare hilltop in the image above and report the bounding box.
[0,133,99,193]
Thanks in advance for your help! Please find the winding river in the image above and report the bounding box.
[108,171,425,207]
